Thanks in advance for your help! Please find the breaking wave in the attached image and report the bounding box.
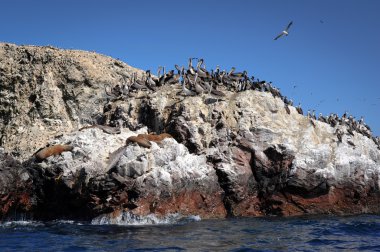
[0,220,44,228]
[91,211,201,225]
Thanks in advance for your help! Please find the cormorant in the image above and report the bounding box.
[296,103,303,115]
[284,104,291,114]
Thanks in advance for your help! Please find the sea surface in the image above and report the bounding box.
[1,214,380,251]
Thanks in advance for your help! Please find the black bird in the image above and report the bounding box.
[347,127,355,137]
[310,119,316,128]
[347,140,356,148]
[296,103,303,115]
[284,104,290,114]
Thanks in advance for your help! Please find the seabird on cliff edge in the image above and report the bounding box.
[274,21,293,40]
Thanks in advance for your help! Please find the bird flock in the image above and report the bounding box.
[309,111,379,149]
[104,57,380,150]
[105,57,294,104]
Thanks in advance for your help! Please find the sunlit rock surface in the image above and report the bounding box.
[1,43,380,221]
[0,42,145,160]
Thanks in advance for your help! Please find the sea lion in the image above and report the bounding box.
[125,133,174,148]
[138,133,173,143]
[79,125,121,134]
[126,136,152,148]
[35,144,74,162]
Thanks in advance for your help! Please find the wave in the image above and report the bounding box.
[0,213,201,227]
[91,211,201,226]
[0,220,44,228]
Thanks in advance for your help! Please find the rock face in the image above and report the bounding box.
[1,43,380,221]
[0,43,144,160]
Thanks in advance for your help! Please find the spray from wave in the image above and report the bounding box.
[91,211,201,225]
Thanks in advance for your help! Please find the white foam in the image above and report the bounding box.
[91,211,201,226]
[0,220,43,228]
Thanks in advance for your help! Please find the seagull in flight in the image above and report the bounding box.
[274,21,293,40]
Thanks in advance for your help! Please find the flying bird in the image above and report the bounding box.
[274,21,293,40]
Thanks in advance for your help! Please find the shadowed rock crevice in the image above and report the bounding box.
[0,150,33,220]
[166,115,201,154]
[285,180,330,199]
[251,145,296,215]
[138,100,166,134]
[25,165,93,220]
[214,166,233,216]
[252,145,294,197]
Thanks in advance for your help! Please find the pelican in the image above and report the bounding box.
[196,59,210,79]
[157,66,163,78]
[171,66,183,84]
[210,88,225,97]
[228,67,247,78]
[130,73,146,90]
[145,70,157,91]
[187,58,197,75]
[274,21,293,40]
[157,66,166,86]
[164,70,175,84]
[181,76,196,96]
[335,129,343,143]
[359,116,364,125]
[191,73,205,94]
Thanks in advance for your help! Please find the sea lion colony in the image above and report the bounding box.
[104,58,380,150]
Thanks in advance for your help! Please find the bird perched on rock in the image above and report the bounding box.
[347,139,356,148]
[284,104,290,114]
[274,21,293,40]
[335,128,343,143]
[296,103,303,115]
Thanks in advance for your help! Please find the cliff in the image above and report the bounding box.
[1,43,380,221]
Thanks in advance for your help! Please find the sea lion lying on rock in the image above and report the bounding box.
[126,136,152,148]
[138,133,173,143]
[106,133,174,170]
[79,125,121,134]
[126,133,173,148]
[34,144,74,162]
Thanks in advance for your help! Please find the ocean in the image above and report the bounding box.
[1,214,380,251]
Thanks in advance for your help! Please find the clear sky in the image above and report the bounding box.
[1,0,379,136]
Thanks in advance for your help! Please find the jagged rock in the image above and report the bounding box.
[0,148,34,218]
[1,43,380,221]
[0,42,145,160]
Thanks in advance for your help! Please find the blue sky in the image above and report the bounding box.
[1,0,379,136]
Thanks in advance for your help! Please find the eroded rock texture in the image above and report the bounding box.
[1,43,380,221]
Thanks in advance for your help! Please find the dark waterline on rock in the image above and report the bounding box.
[1,214,380,251]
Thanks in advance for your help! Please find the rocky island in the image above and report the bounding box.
[1,43,379,222]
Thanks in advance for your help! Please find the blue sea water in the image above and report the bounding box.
[1,214,380,251]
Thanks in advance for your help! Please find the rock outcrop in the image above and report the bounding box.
[1,43,380,221]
